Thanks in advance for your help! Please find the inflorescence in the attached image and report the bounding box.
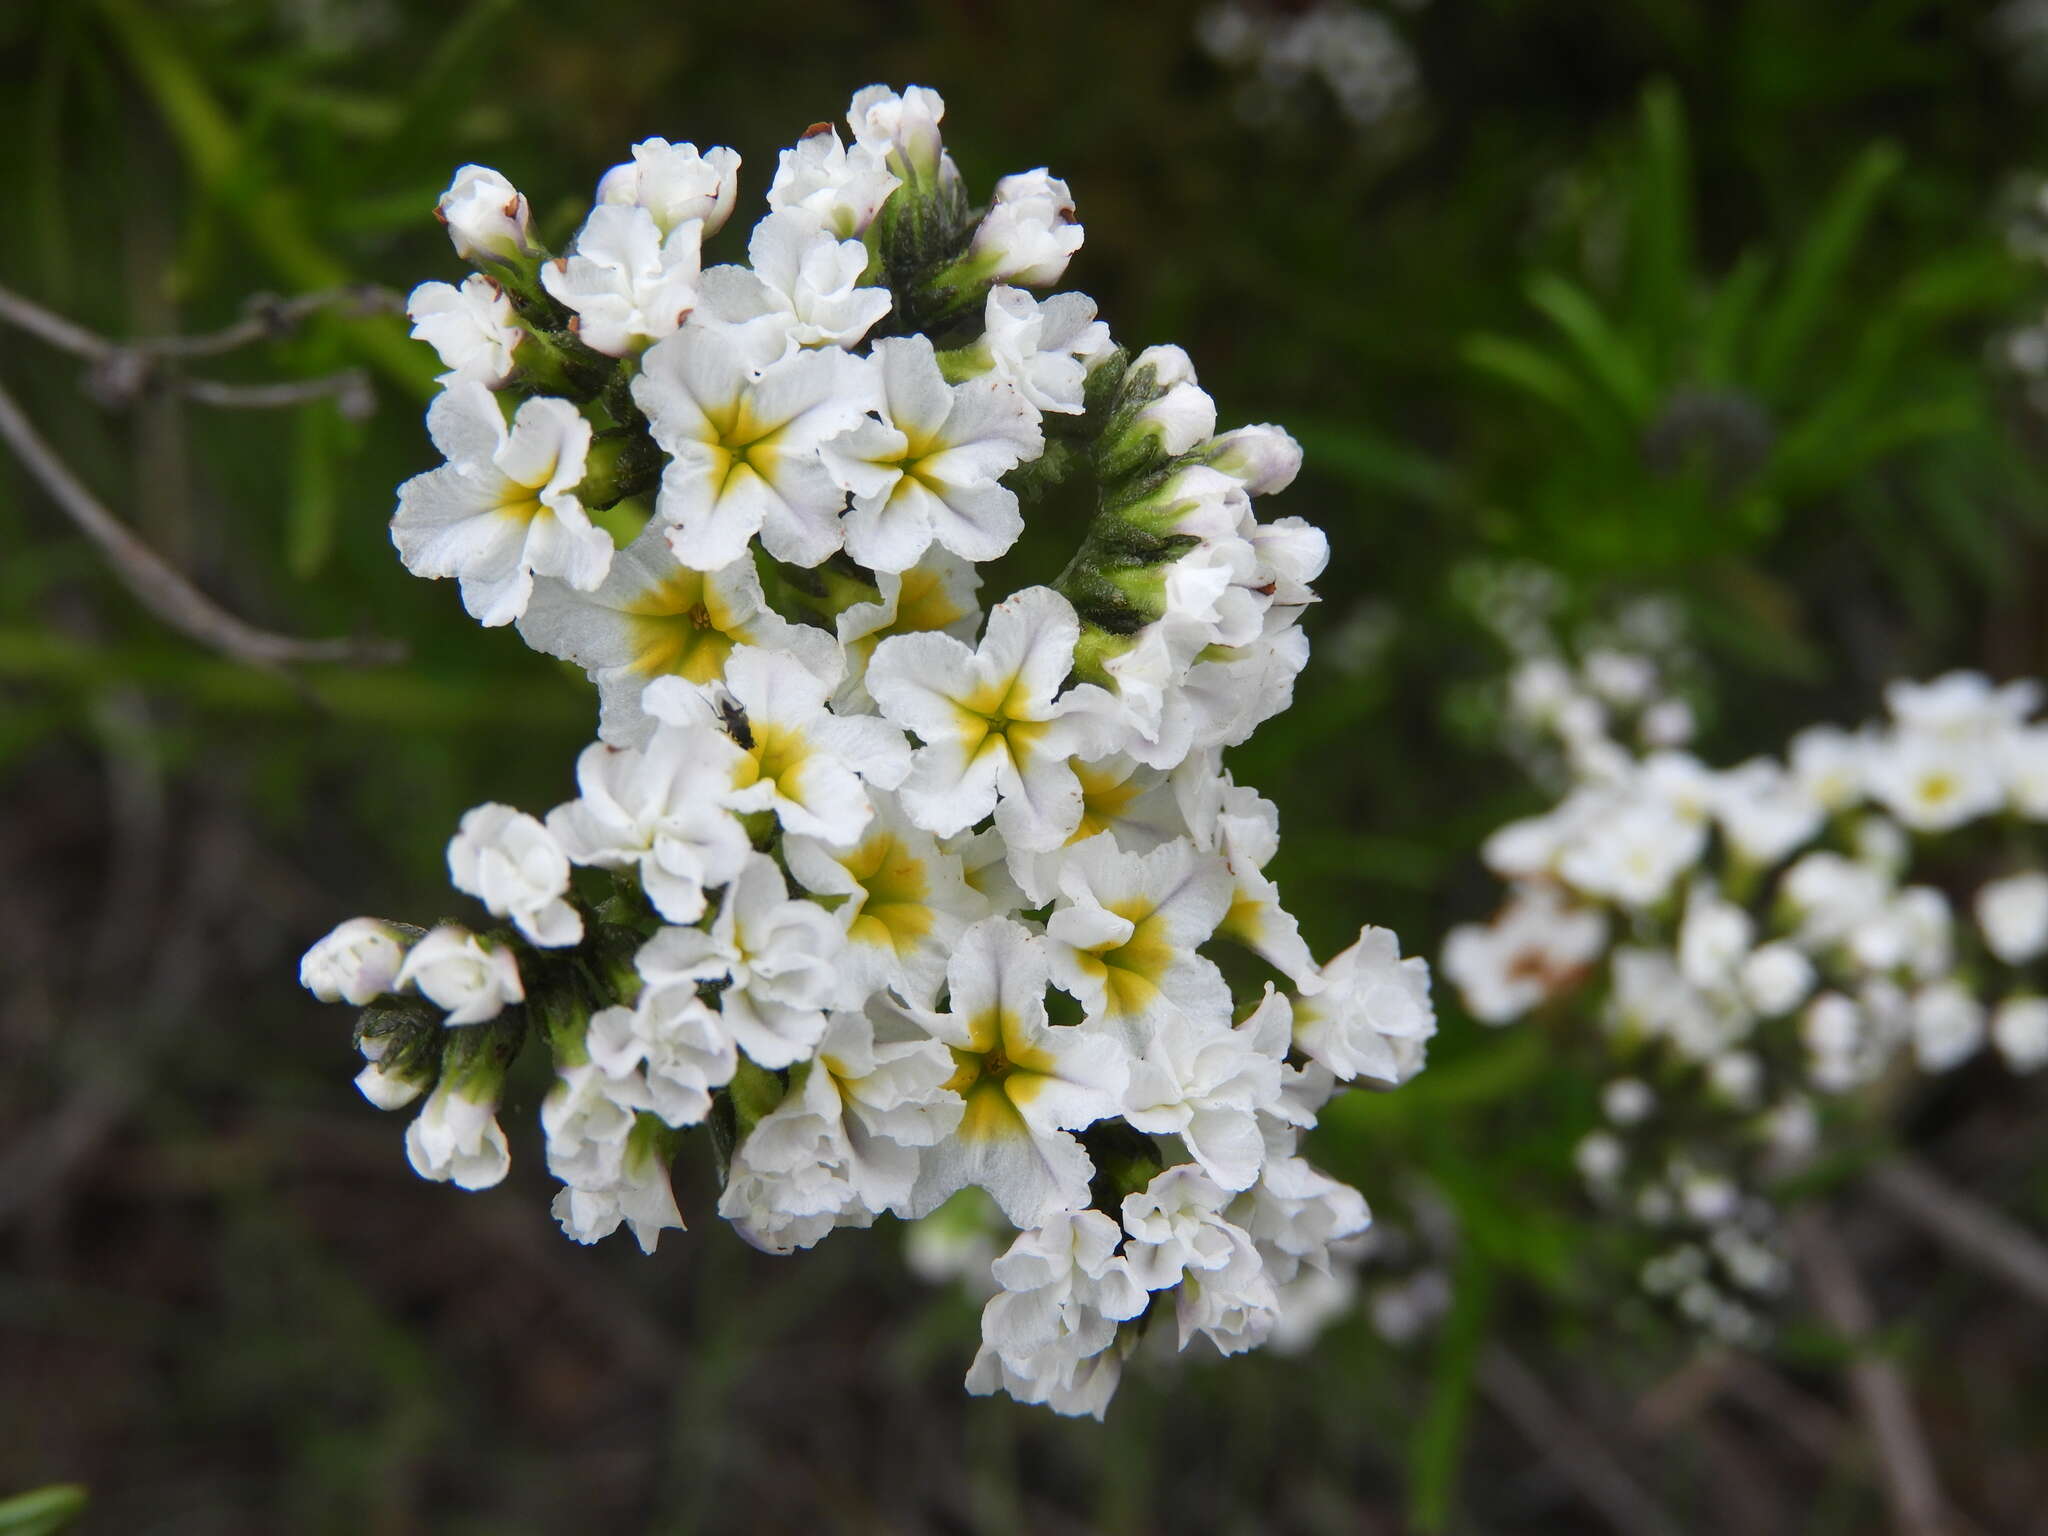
[1446,621,2048,1345]
[300,85,1435,1417]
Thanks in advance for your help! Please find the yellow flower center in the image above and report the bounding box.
[1071,897,1174,1020]
[943,1007,1054,1141]
[626,572,749,683]
[842,832,935,956]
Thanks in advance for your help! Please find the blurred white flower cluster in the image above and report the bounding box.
[1445,646,2048,1344]
[301,85,1436,1417]
[1196,0,1426,137]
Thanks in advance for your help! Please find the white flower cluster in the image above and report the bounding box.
[1196,0,1426,135]
[302,85,1436,1416]
[1444,657,2048,1342]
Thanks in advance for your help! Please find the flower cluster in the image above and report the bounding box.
[1444,649,2048,1344]
[301,86,1435,1416]
[1196,0,1426,137]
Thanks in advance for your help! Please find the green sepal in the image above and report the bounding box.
[1080,1119,1166,1217]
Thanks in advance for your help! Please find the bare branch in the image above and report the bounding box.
[181,370,376,418]
[1479,1344,1688,1536]
[1790,1206,1950,1536]
[0,279,404,411]
[0,375,402,669]
[1868,1156,2048,1310]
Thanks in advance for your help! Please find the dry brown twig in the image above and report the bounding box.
[0,282,406,669]
[1790,1204,1951,1536]
[0,280,399,415]
[1479,1344,1688,1536]
[1868,1155,2048,1310]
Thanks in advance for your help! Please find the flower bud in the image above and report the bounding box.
[301,917,413,1005]
[436,165,537,265]
[598,138,742,239]
[1204,424,1303,497]
[847,84,950,185]
[967,170,1084,288]
[1094,346,1214,483]
[396,924,525,1026]
[770,124,901,239]
[352,999,443,1110]
[448,803,583,949]
[404,1004,527,1189]
[407,275,521,388]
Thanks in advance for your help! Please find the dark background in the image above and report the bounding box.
[2,1,2046,1530]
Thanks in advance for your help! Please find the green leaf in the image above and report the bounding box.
[1461,333,1625,450]
[1526,272,1658,420]
[1289,422,1462,508]
[1407,1246,1494,1532]
[1694,248,1771,386]
[0,1485,88,1536]
[1752,142,1902,398]
[1629,79,1695,372]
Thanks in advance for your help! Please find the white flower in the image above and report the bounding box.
[1976,870,2048,964]
[301,917,410,1005]
[905,917,1128,1227]
[1440,884,1607,1024]
[1992,995,2048,1072]
[966,170,1084,287]
[636,855,843,1069]
[586,980,736,1128]
[518,520,839,746]
[1911,980,1986,1073]
[1711,759,1824,868]
[1291,926,1436,1084]
[447,803,582,948]
[768,123,900,238]
[1707,1051,1763,1109]
[546,724,752,923]
[1676,883,1754,991]
[1556,794,1705,909]
[406,1078,512,1190]
[391,384,612,626]
[551,1118,684,1254]
[1229,1154,1372,1285]
[395,925,523,1025]
[436,164,534,263]
[1885,671,2039,742]
[540,204,702,358]
[1864,731,2003,832]
[1204,424,1303,497]
[784,792,985,1008]
[633,325,872,570]
[1576,1131,1625,1185]
[964,1210,1146,1420]
[821,336,1043,572]
[1782,851,1893,949]
[1122,987,1288,1192]
[1739,942,1816,1017]
[1602,1078,1656,1125]
[972,287,1111,415]
[644,646,909,846]
[699,209,891,358]
[1044,834,1233,1050]
[867,586,1118,850]
[719,1006,962,1252]
[1583,649,1657,707]
[1127,344,1216,457]
[1789,724,1869,812]
[846,83,952,184]
[1121,1164,1277,1355]
[2002,727,2048,817]
[832,548,983,712]
[596,137,741,238]
[407,275,519,386]
[540,1059,639,1189]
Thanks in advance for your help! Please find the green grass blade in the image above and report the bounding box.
[1527,272,1658,420]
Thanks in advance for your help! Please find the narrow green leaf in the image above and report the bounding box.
[1753,142,1903,398]
[1629,79,1695,372]
[1289,423,1462,508]
[1694,248,1770,386]
[0,1485,88,1536]
[1526,272,1658,420]
[1461,333,1623,449]
[1408,1246,1495,1533]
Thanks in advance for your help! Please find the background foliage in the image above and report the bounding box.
[3,1,2046,1530]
